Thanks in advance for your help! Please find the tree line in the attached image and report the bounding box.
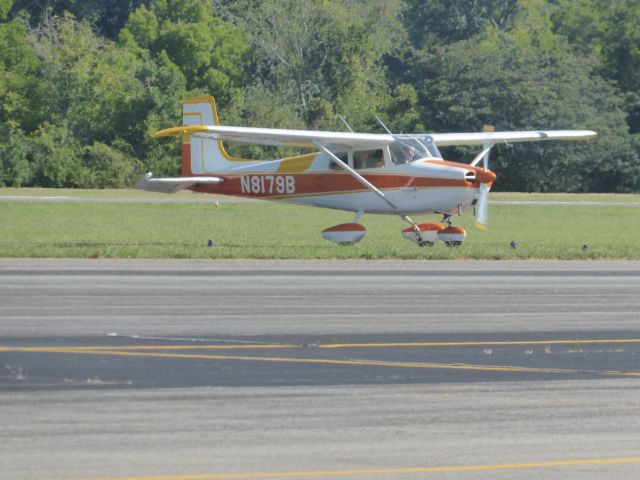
[0,0,638,192]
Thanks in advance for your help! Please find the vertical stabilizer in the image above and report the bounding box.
[181,96,247,175]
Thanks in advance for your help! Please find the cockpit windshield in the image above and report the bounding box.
[390,135,442,164]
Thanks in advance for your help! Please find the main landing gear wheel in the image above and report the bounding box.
[321,223,366,245]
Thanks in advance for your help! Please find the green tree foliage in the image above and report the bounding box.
[0,0,13,20]
[0,12,186,186]
[221,0,404,130]
[29,121,86,187]
[32,16,183,154]
[83,141,143,188]
[0,2,39,132]
[421,31,635,192]
[119,0,249,103]
[404,0,638,193]
[0,0,40,186]
[0,128,32,186]
[10,0,151,38]
[0,0,637,192]
[551,0,640,133]
[403,0,519,49]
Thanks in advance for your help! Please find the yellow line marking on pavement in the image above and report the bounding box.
[319,338,640,348]
[0,345,298,352]
[4,338,640,353]
[9,347,640,377]
[75,457,640,480]
[4,337,640,377]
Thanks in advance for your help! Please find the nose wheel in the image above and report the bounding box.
[401,218,443,246]
[402,215,466,247]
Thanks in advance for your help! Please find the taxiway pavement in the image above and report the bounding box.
[1,259,640,480]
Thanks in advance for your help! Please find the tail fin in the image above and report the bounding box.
[177,96,248,175]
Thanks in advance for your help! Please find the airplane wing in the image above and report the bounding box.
[155,125,596,150]
[135,172,224,194]
[155,125,395,150]
[428,130,597,146]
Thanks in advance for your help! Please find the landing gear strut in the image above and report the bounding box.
[402,216,427,246]
[321,210,367,245]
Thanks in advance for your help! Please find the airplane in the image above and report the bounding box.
[136,95,597,246]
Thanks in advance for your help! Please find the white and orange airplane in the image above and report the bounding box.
[136,96,596,246]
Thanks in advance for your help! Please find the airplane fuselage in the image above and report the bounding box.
[191,157,493,216]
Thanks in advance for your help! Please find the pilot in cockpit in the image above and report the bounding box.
[404,146,415,163]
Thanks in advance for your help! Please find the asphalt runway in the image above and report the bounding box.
[1,259,640,480]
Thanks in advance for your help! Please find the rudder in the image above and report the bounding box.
[181,96,243,175]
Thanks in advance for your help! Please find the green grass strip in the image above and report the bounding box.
[1,191,639,259]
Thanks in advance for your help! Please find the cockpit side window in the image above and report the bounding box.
[390,143,417,164]
[423,136,442,159]
[389,136,443,163]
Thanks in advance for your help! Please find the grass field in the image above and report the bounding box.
[1,189,640,259]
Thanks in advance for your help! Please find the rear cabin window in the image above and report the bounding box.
[328,152,349,170]
[353,149,384,169]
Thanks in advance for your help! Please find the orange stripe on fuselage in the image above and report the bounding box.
[192,173,474,198]
[424,160,495,188]
[424,159,475,169]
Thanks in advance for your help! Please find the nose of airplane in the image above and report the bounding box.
[475,168,496,184]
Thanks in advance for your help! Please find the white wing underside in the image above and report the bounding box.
[188,125,597,149]
[190,125,395,149]
[430,130,597,146]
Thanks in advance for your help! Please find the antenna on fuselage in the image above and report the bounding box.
[338,114,354,133]
[375,115,431,158]
[375,115,393,135]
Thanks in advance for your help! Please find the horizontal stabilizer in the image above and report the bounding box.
[135,172,223,194]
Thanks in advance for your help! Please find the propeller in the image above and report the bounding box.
[475,182,489,231]
[473,140,495,231]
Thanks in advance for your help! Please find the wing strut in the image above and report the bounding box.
[470,144,494,167]
[316,144,398,210]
